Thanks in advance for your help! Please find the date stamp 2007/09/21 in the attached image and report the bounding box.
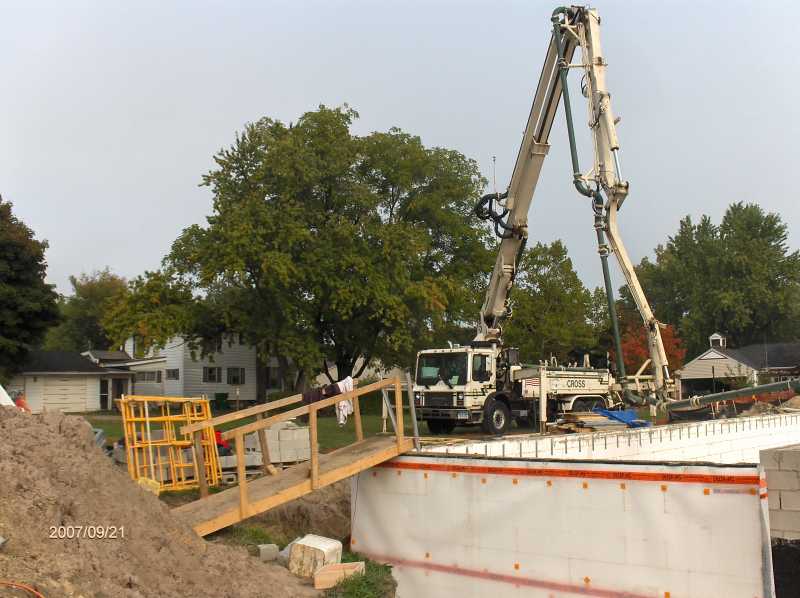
[48,525,125,540]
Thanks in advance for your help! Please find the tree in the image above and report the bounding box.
[0,198,60,379]
[615,303,687,374]
[44,269,128,352]
[503,241,596,362]
[632,202,800,356]
[109,106,492,385]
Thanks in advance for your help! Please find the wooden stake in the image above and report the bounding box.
[194,430,209,498]
[235,431,248,517]
[310,407,319,490]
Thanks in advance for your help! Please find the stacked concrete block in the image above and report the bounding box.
[761,443,800,540]
[224,420,310,467]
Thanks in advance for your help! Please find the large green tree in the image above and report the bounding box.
[110,106,492,385]
[503,241,597,362]
[0,198,60,379]
[632,202,800,356]
[44,268,128,352]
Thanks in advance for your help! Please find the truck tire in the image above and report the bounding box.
[426,419,456,435]
[481,399,511,436]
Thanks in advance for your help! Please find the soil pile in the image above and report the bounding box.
[0,408,318,598]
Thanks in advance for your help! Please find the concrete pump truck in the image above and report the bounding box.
[414,6,675,436]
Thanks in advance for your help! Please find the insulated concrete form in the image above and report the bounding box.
[351,414,800,598]
[428,413,800,464]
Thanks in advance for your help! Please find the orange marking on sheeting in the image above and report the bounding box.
[377,460,759,486]
[361,552,657,598]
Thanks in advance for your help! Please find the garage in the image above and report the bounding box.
[7,351,116,414]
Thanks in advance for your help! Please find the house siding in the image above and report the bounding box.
[130,359,166,397]
[182,336,257,401]
[677,350,757,381]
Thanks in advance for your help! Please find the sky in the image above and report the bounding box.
[3,0,799,295]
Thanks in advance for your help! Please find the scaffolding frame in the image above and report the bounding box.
[119,395,221,492]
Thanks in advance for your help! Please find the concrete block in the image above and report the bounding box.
[288,534,342,578]
[777,447,800,472]
[277,537,301,567]
[259,543,279,562]
[768,490,781,511]
[766,469,800,490]
[780,490,800,511]
[769,509,800,533]
[760,448,781,470]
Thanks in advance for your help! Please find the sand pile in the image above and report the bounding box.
[0,407,318,598]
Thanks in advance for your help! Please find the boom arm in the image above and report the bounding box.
[475,6,673,400]
[552,6,672,398]
[475,10,580,342]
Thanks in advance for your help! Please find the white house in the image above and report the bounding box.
[676,333,800,396]
[124,335,283,403]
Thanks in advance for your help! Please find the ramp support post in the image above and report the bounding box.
[310,406,320,489]
[235,430,249,518]
[193,430,209,498]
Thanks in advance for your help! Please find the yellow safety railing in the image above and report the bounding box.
[119,395,221,493]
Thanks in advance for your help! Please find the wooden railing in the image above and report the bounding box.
[180,377,410,504]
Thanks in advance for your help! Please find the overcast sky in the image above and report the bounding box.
[3,0,799,295]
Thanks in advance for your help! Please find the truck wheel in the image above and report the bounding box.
[426,419,444,435]
[482,400,511,436]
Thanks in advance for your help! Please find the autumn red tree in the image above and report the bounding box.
[615,319,686,374]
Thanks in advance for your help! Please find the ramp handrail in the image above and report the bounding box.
[192,377,411,513]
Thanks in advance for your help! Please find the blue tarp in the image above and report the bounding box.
[592,408,652,428]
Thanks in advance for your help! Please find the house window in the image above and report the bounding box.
[267,365,282,389]
[203,367,222,383]
[135,371,159,383]
[166,369,180,381]
[227,367,246,385]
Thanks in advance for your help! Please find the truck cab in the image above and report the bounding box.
[413,346,498,434]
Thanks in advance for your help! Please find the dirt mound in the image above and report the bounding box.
[0,408,318,598]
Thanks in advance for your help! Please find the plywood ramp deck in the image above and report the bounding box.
[175,435,414,537]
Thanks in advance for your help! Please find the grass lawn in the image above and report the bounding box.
[83,411,419,452]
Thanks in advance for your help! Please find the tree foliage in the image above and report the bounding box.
[631,202,800,356]
[615,305,687,374]
[0,198,60,379]
[503,241,598,362]
[44,268,127,352]
[109,106,492,384]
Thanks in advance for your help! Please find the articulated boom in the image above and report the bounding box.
[475,6,673,401]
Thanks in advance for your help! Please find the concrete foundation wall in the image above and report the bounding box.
[429,413,800,464]
[761,444,800,540]
[353,454,772,598]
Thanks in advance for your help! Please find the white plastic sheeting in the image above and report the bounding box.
[352,454,772,598]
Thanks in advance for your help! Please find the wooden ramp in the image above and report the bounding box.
[173,377,419,537]
[176,436,413,536]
